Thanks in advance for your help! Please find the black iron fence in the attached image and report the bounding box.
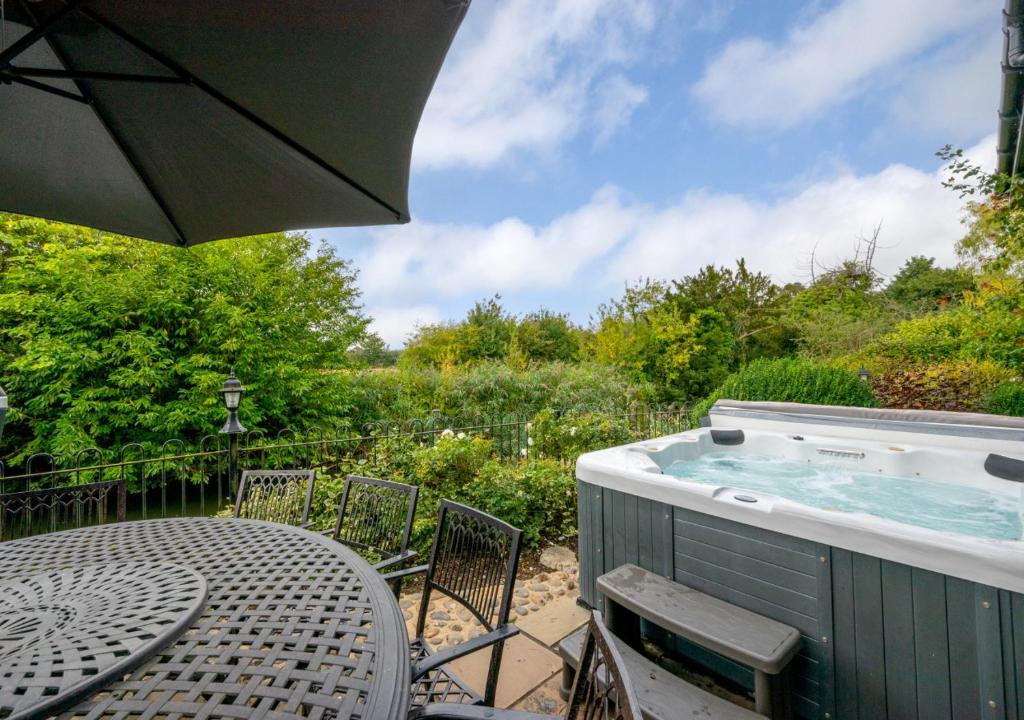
[0,404,690,541]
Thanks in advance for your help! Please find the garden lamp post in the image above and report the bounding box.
[859,368,870,383]
[219,369,247,494]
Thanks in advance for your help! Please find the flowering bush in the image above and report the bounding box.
[413,433,493,490]
[529,409,633,463]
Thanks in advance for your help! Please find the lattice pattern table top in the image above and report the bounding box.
[0,518,411,720]
[0,562,207,720]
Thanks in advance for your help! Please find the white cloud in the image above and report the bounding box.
[355,185,641,301]
[889,32,1001,141]
[359,136,993,342]
[367,305,443,348]
[593,74,649,146]
[413,0,656,169]
[693,0,991,129]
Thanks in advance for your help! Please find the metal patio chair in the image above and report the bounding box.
[234,469,315,527]
[384,500,523,708]
[331,474,419,593]
[409,611,641,720]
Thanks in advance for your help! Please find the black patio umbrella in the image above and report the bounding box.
[0,0,468,246]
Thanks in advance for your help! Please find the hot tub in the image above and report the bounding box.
[575,401,1024,719]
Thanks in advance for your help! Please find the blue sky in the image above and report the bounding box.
[320,0,1001,347]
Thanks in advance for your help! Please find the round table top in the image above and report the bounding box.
[1,562,208,720]
[0,518,411,720]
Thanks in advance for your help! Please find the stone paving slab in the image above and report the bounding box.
[511,672,569,716]
[447,633,563,708]
[515,594,590,646]
[397,546,585,709]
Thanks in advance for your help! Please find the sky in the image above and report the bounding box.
[319,0,1002,347]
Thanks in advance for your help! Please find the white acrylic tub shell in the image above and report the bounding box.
[576,410,1024,594]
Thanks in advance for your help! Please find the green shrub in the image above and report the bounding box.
[343,361,654,428]
[413,433,493,491]
[530,408,633,462]
[984,381,1024,417]
[869,360,1015,412]
[467,459,576,548]
[691,358,878,423]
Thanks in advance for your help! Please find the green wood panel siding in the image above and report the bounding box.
[576,482,673,608]
[831,548,859,719]
[673,507,824,719]
[947,577,980,720]
[831,553,1024,720]
[816,543,837,720]
[976,584,1006,719]
[880,562,917,719]
[912,567,952,720]
[574,482,1024,719]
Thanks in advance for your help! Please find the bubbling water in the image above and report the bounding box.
[663,453,1023,541]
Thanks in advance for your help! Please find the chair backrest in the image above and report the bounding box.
[234,469,315,526]
[333,475,418,558]
[566,611,642,720]
[0,479,126,542]
[415,500,522,636]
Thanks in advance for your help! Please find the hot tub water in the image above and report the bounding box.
[663,452,1023,541]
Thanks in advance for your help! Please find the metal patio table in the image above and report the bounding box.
[0,517,410,720]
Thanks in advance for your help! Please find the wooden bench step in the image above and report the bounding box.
[598,564,801,673]
[559,626,765,720]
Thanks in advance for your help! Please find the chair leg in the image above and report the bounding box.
[484,638,507,706]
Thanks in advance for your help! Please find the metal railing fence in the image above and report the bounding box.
[0,404,690,541]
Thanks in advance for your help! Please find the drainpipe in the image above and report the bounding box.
[999,0,1024,177]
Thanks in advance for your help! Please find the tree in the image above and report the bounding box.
[0,214,369,462]
[400,323,463,368]
[667,259,798,365]
[884,256,974,312]
[351,332,399,367]
[515,309,580,363]
[938,145,1024,275]
[589,281,734,401]
[462,296,514,361]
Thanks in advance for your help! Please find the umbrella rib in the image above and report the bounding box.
[5,74,89,104]
[16,0,190,246]
[79,6,406,223]
[0,0,90,68]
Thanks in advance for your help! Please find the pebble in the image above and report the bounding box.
[514,588,529,598]
[457,609,472,621]
[447,634,464,644]
[430,611,450,621]
[515,607,529,616]
[399,599,413,609]
[529,584,548,592]
[424,627,439,639]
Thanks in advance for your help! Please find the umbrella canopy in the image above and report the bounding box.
[0,0,468,246]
